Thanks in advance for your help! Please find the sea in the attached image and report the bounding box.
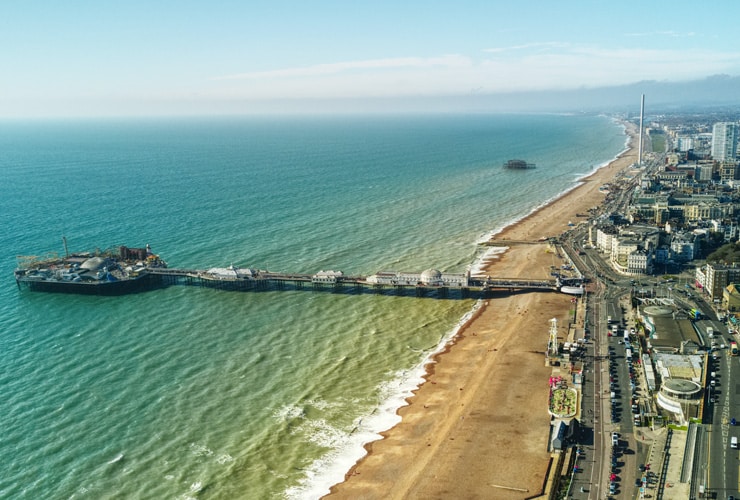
[0,113,627,499]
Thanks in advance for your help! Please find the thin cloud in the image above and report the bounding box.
[213,55,471,81]
[483,42,570,54]
[206,45,740,100]
[624,30,696,38]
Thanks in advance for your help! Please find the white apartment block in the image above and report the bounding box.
[712,122,738,161]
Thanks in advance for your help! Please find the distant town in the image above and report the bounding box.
[553,110,740,499]
[589,113,739,307]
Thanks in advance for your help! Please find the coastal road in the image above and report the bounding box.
[561,229,616,498]
[592,282,609,500]
[568,279,606,500]
[706,349,740,498]
[588,283,605,500]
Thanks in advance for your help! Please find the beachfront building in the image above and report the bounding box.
[712,122,738,161]
[627,249,651,275]
[612,226,660,275]
[653,353,705,426]
[633,301,706,425]
[611,238,640,269]
[639,305,674,343]
[593,224,660,275]
[595,226,618,253]
[610,241,653,275]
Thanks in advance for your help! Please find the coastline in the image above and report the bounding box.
[325,120,638,499]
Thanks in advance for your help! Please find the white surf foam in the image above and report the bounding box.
[284,302,482,500]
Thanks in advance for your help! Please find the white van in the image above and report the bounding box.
[732,436,738,449]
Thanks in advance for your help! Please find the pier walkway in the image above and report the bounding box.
[147,267,560,298]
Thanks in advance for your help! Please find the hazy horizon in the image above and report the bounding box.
[2,1,740,118]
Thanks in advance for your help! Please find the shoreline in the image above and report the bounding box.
[475,120,631,246]
[325,120,638,499]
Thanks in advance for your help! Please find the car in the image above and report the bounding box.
[732,418,736,426]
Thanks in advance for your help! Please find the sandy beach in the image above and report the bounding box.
[327,121,638,499]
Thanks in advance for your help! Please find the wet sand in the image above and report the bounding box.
[326,121,638,499]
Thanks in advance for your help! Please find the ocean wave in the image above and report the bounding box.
[284,301,482,499]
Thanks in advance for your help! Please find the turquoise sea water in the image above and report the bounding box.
[0,114,626,499]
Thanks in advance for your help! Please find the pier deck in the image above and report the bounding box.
[147,267,559,298]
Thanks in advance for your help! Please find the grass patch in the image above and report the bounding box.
[667,423,688,431]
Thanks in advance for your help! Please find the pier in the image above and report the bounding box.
[15,244,581,298]
[147,266,561,299]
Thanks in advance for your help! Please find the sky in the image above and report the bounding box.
[2,0,740,117]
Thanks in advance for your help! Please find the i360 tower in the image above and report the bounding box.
[637,94,645,166]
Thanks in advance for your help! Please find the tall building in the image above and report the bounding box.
[700,263,740,300]
[711,122,738,161]
[676,136,694,152]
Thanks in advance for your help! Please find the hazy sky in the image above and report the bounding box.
[3,0,740,117]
